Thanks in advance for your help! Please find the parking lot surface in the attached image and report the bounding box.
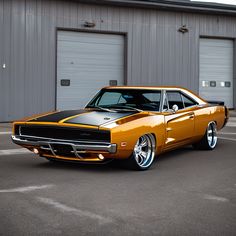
[0,114,236,236]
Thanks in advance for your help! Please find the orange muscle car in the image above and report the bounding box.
[12,86,229,170]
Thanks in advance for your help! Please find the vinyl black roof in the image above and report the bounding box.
[78,0,236,15]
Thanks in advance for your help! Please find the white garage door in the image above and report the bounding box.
[199,38,234,108]
[57,31,124,110]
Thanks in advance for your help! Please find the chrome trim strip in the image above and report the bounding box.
[48,143,57,156]
[11,135,117,154]
[71,145,83,158]
[19,126,22,136]
[40,146,51,151]
[14,134,110,145]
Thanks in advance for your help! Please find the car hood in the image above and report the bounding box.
[28,109,137,127]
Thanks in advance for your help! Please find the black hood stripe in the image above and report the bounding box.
[64,111,135,126]
[28,109,137,126]
[28,110,87,122]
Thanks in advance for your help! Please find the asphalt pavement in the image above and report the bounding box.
[0,113,236,236]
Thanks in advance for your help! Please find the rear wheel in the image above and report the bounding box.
[193,122,217,150]
[126,134,156,170]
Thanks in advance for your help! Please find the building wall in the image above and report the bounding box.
[0,0,236,121]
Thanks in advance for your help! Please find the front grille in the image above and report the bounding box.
[17,125,110,142]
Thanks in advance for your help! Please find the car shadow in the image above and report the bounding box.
[32,158,129,173]
[156,145,194,162]
[31,145,196,173]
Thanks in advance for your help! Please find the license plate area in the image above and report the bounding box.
[51,144,74,157]
[40,143,77,158]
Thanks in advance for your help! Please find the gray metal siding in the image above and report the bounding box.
[234,40,236,110]
[0,0,236,121]
[0,0,3,119]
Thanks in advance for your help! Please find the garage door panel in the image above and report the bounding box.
[199,38,234,108]
[57,31,124,110]
[57,74,124,83]
[58,68,124,75]
[59,32,123,44]
[58,54,124,65]
[58,58,124,66]
[59,45,123,56]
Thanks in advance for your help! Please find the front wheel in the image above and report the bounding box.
[126,134,156,170]
[193,122,218,150]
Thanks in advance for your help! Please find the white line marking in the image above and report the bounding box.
[203,194,229,203]
[0,148,31,156]
[218,137,236,142]
[219,132,236,135]
[226,122,236,127]
[0,184,54,193]
[0,131,12,135]
[37,197,112,224]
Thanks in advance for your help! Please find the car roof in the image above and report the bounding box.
[103,86,207,105]
[105,86,185,90]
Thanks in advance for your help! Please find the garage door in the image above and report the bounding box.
[199,38,234,108]
[57,31,124,110]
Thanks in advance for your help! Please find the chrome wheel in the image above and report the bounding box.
[207,122,217,149]
[133,134,155,169]
[192,121,218,150]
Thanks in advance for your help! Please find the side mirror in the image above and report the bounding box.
[172,104,179,113]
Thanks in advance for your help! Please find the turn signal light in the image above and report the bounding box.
[33,148,39,154]
[98,154,105,160]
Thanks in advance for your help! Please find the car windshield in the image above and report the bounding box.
[86,89,161,112]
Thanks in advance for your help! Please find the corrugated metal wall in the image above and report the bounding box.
[0,0,236,121]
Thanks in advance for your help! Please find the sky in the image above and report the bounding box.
[191,0,236,5]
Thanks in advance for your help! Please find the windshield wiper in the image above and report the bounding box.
[109,105,143,112]
[91,106,117,112]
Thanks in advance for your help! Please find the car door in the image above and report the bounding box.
[163,90,195,150]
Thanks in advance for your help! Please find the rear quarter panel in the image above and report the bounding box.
[193,105,226,141]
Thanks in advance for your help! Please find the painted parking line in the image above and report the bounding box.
[218,132,236,135]
[0,184,54,193]
[0,148,31,156]
[226,122,236,127]
[226,117,236,127]
[37,197,112,224]
[218,137,236,142]
[0,131,12,135]
[203,194,229,203]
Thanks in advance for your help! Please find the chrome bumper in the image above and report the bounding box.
[11,135,117,154]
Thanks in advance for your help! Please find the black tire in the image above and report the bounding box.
[125,134,156,170]
[193,122,217,150]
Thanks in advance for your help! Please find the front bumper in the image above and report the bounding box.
[12,135,117,159]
